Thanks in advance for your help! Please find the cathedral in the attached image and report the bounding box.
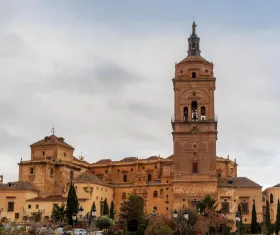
[0,23,263,230]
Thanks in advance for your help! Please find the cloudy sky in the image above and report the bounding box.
[0,0,279,189]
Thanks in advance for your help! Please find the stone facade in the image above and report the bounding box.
[0,23,263,230]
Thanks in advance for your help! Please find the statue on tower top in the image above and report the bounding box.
[192,21,197,35]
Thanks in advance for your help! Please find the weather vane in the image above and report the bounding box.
[51,125,56,135]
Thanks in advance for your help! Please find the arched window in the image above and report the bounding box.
[191,101,198,121]
[271,209,274,219]
[160,189,164,197]
[192,72,196,78]
[270,193,274,204]
[42,151,45,156]
[192,43,196,49]
[192,162,198,173]
[183,107,188,121]
[123,175,127,182]
[201,106,206,121]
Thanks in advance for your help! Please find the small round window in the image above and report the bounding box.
[192,143,198,150]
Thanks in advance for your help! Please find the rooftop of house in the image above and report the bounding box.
[218,177,262,188]
[75,171,112,187]
[26,195,87,202]
[30,135,74,150]
[0,181,39,191]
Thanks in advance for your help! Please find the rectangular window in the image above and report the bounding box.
[8,202,14,212]
[15,213,19,219]
[221,202,229,213]
[36,205,39,209]
[192,162,198,173]
[153,191,158,198]
[123,175,127,182]
[191,201,200,209]
[241,203,248,213]
[148,174,152,182]
[50,168,54,176]
[28,204,31,209]
[30,167,34,175]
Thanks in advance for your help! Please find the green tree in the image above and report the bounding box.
[265,200,271,235]
[275,199,280,235]
[66,182,79,225]
[103,198,109,215]
[119,194,145,233]
[96,215,115,230]
[30,211,42,222]
[51,203,66,223]
[109,201,115,219]
[237,204,244,235]
[251,201,258,233]
[197,195,218,213]
[91,201,96,212]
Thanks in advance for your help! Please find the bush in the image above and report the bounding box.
[144,219,173,235]
[96,215,115,230]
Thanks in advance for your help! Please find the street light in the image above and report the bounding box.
[173,209,178,218]
[153,208,157,216]
[79,206,84,219]
[72,213,77,234]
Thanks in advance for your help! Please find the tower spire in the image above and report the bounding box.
[187,21,201,56]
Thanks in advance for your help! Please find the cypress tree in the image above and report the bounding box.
[66,182,79,225]
[109,201,115,219]
[251,201,258,234]
[238,204,244,235]
[276,199,280,235]
[265,200,271,235]
[91,201,96,212]
[103,198,109,215]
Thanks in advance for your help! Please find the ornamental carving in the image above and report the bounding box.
[183,142,207,152]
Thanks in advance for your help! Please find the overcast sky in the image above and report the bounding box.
[0,1,279,189]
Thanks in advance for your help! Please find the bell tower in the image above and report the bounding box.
[172,22,218,209]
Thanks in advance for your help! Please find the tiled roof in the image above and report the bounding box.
[0,181,39,191]
[95,159,112,164]
[30,135,74,150]
[273,183,280,187]
[146,156,159,160]
[75,172,111,187]
[26,195,87,202]
[120,157,138,162]
[178,55,210,64]
[218,177,262,188]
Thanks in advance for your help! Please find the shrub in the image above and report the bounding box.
[96,215,115,230]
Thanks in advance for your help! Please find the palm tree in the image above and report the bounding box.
[197,195,218,214]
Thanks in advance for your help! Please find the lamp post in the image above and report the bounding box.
[85,212,91,235]
[184,210,189,235]
[153,208,157,217]
[79,206,84,220]
[72,213,77,234]
[173,209,180,235]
